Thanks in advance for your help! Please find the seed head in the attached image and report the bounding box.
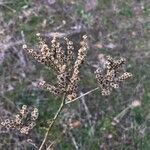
[24,34,88,101]
[1,105,39,134]
[95,56,132,96]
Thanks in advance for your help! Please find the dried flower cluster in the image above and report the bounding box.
[1,105,39,134]
[23,34,88,101]
[95,56,132,96]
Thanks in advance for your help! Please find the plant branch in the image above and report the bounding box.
[39,94,66,150]
[65,87,99,104]
[39,87,99,149]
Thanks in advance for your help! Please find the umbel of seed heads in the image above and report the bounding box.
[95,56,132,96]
[23,34,88,101]
[1,105,39,134]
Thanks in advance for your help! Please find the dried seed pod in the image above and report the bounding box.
[20,126,30,134]
[22,105,27,110]
[1,121,6,126]
[31,108,39,121]
[67,93,77,101]
[28,122,36,129]
[20,105,28,118]
[57,73,67,90]
[118,72,132,81]
[106,70,115,81]
[15,114,22,125]
[64,37,74,66]
[110,82,119,89]
[102,88,112,96]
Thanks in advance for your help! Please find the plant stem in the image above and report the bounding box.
[65,87,99,104]
[39,87,99,149]
[39,94,66,150]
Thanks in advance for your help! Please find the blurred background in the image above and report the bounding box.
[0,0,150,149]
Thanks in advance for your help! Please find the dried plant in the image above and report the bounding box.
[95,55,132,96]
[23,34,88,149]
[1,105,39,135]
[22,34,132,149]
[23,33,88,102]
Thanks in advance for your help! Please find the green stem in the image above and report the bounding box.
[39,94,66,150]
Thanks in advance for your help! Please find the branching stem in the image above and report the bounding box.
[66,87,99,104]
[38,87,99,149]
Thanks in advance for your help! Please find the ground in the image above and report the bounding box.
[0,0,150,149]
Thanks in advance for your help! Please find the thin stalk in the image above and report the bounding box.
[65,87,99,104]
[113,106,130,123]
[39,94,66,150]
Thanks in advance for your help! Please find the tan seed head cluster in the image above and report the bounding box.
[23,34,88,101]
[95,55,132,96]
[1,105,39,134]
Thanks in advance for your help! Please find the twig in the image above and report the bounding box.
[113,106,131,123]
[80,92,95,136]
[42,27,87,38]
[113,100,141,123]
[68,131,79,150]
[27,139,38,149]
[38,94,66,150]
[80,92,92,126]
[66,87,99,104]
[81,92,94,136]
[21,30,26,43]
[46,141,56,150]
